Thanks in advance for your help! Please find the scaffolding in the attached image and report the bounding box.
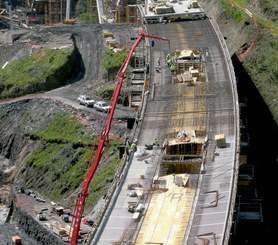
[115,1,138,23]
[46,0,66,23]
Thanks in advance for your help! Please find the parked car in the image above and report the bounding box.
[77,95,95,107]
[94,101,111,112]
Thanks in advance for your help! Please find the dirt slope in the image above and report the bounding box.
[0,23,140,203]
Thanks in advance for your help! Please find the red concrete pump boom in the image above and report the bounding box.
[68,30,169,245]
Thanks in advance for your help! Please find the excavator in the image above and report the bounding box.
[68,30,169,245]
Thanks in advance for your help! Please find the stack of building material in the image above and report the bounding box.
[103,30,114,38]
[215,134,226,148]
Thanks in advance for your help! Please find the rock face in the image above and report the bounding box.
[13,207,65,245]
[0,99,69,199]
[0,98,72,244]
[198,0,247,54]
[198,0,278,125]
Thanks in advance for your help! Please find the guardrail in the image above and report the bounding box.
[209,16,240,245]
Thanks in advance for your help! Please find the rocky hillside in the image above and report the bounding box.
[0,24,139,209]
[199,0,278,123]
[0,97,111,206]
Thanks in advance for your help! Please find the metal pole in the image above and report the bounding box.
[66,0,71,19]
[60,0,63,22]
[6,0,13,31]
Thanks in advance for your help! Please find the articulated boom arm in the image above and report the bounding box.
[69,31,169,245]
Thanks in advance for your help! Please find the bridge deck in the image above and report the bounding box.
[93,19,239,245]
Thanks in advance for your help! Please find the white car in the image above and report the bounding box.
[94,101,111,113]
[77,95,95,107]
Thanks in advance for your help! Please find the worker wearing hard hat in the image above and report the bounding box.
[157,57,161,67]
[174,52,178,62]
[154,138,159,146]
[170,63,176,74]
[125,137,131,157]
[130,140,137,152]
[190,51,195,61]
[166,53,171,67]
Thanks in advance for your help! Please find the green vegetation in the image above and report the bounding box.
[28,112,93,145]
[0,48,74,99]
[85,152,120,212]
[103,48,128,71]
[98,86,115,100]
[25,112,122,204]
[225,0,278,123]
[0,46,128,100]
[77,12,98,23]
[98,49,132,103]
[249,0,278,25]
[26,112,93,198]
[230,0,278,35]
[243,31,278,122]
[102,48,129,80]
[256,16,278,35]
[220,0,246,23]
[248,1,278,36]
[26,143,90,196]
[75,0,99,23]
[97,84,129,105]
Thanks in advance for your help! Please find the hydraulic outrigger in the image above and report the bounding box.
[68,30,169,245]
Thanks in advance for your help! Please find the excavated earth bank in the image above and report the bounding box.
[0,23,140,244]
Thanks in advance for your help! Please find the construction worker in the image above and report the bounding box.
[190,51,194,61]
[166,53,171,67]
[170,63,176,74]
[162,139,168,150]
[205,49,209,61]
[157,57,161,67]
[144,63,150,74]
[154,138,159,146]
[174,52,178,62]
[130,140,137,152]
[199,49,202,62]
[125,137,131,156]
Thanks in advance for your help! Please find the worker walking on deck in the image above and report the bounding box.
[170,63,176,74]
[205,49,209,62]
[130,139,137,153]
[190,51,194,61]
[199,49,202,62]
[125,137,131,157]
[162,139,168,150]
[157,57,161,67]
[166,53,171,67]
[174,52,178,62]
[154,138,160,146]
